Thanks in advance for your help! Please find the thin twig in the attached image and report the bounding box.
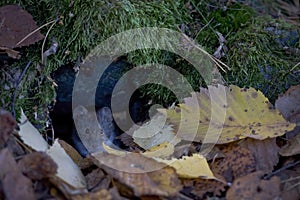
[15,19,57,47]
[264,160,300,180]
[195,18,213,40]
[178,27,230,72]
[41,20,57,65]
[11,61,31,118]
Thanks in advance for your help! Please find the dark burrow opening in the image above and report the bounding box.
[49,59,154,156]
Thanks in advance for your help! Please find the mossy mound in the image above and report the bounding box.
[0,0,299,129]
[0,0,191,126]
[224,15,300,102]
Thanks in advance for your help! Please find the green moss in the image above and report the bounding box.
[224,15,300,102]
[0,0,191,126]
[141,1,256,104]
[0,0,299,126]
[191,0,255,52]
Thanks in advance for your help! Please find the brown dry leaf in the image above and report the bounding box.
[155,154,215,179]
[85,168,110,191]
[280,133,300,156]
[275,164,300,200]
[0,148,35,199]
[240,138,280,173]
[0,5,44,48]
[0,109,16,148]
[162,85,295,144]
[18,110,86,189]
[226,171,281,200]
[46,139,87,189]
[71,189,112,200]
[275,85,300,123]
[18,152,57,180]
[58,140,84,165]
[181,175,227,199]
[210,143,256,182]
[91,152,182,197]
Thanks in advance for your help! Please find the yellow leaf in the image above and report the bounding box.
[103,141,175,159]
[161,85,296,144]
[155,154,215,179]
[132,114,180,150]
[143,142,175,159]
[103,142,127,156]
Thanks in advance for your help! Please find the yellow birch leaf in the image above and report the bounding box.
[154,154,215,179]
[161,85,296,144]
[103,141,175,159]
[143,142,175,159]
[132,114,180,150]
[103,142,127,156]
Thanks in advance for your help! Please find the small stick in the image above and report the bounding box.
[11,61,32,118]
[15,19,57,47]
[264,160,300,180]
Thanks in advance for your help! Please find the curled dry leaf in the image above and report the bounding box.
[46,140,87,189]
[0,149,35,199]
[275,84,300,123]
[91,152,182,197]
[161,85,295,144]
[210,143,256,182]
[226,171,281,200]
[85,168,110,191]
[0,109,16,147]
[18,151,57,180]
[18,109,48,151]
[71,189,112,200]
[240,138,279,173]
[279,133,300,156]
[181,175,227,199]
[275,165,300,200]
[18,110,86,189]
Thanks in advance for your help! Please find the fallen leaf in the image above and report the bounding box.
[240,138,279,172]
[0,149,35,199]
[161,85,295,144]
[181,175,227,199]
[17,110,86,189]
[18,151,57,180]
[275,84,300,138]
[46,139,87,189]
[131,114,180,150]
[58,140,84,165]
[275,84,300,123]
[210,143,256,182]
[143,142,175,159]
[71,189,112,200]
[226,171,281,200]
[18,109,48,151]
[155,154,215,179]
[0,109,16,147]
[275,165,300,200]
[85,168,109,191]
[91,152,181,197]
[0,5,44,48]
[279,133,300,156]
